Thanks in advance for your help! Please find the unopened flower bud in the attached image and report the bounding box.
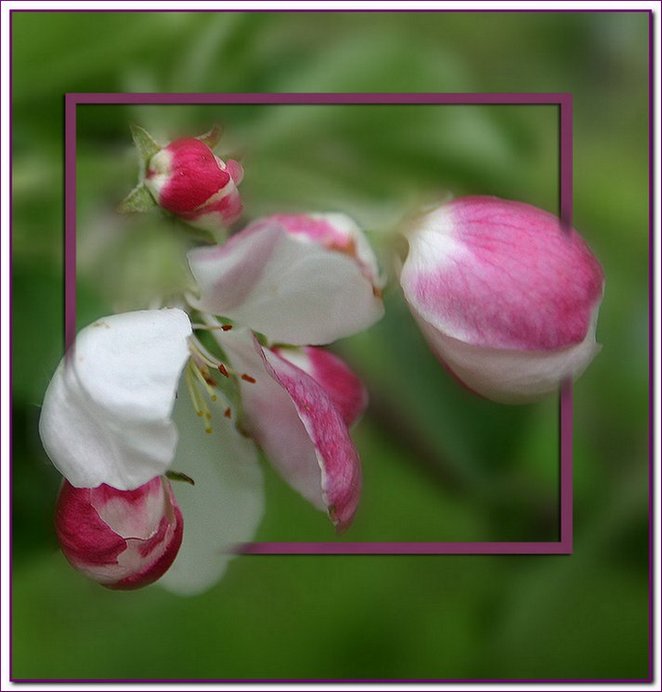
[144,137,243,230]
[400,196,605,403]
[55,477,183,590]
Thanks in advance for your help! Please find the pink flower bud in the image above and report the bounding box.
[55,477,184,590]
[145,137,243,229]
[400,196,605,403]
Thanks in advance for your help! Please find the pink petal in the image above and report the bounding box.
[226,159,244,185]
[219,329,361,529]
[402,196,604,351]
[261,347,362,530]
[273,346,368,427]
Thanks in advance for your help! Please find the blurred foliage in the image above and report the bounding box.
[11,10,649,681]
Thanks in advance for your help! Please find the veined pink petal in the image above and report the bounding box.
[400,196,605,403]
[273,346,368,427]
[262,348,362,530]
[218,328,361,529]
[402,196,604,351]
[55,477,183,590]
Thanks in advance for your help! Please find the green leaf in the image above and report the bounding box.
[166,470,196,486]
[129,123,161,163]
[117,183,157,214]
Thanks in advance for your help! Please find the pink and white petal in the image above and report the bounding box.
[262,348,362,530]
[274,346,368,427]
[217,329,325,510]
[158,385,264,596]
[306,212,383,288]
[401,197,604,351]
[39,309,192,490]
[218,329,361,529]
[414,306,602,404]
[188,223,384,345]
[245,212,382,288]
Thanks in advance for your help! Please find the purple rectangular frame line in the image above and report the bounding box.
[64,91,573,556]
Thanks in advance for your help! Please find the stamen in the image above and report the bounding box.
[241,373,256,383]
[190,322,234,332]
[192,362,218,402]
[218,363,230,378]
[185,367,205,418]
[185,362,214,434]
[188,335,222,370]
[224,407,232,419]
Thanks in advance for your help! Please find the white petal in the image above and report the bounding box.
[188,223,384,345]
[158,385,264,596]
[39,309,192,489]
[414,305,602,404]
[312,212,384,288]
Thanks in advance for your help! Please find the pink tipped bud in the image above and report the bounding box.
[145,137,243,229]
[55,477,183,590]
[400,196,605,404]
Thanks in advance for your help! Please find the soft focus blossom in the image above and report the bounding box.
[187,212,384,345]
[40,309,264,594]
[400,196,605,403]
[55,477,183,590]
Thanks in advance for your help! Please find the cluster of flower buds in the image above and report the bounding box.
[40,125,604,594]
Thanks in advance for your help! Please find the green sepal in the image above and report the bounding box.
[166,470,196,486]
[196,124,223,150]
[117,183,158,214]
[130,123,161,164]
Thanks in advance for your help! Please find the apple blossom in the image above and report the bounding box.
[400,196,605,404]
[39,298,369,590]
[55,477,183,590]
[215,327,365,530]
[39,308,265,594]
[188,212,384,345]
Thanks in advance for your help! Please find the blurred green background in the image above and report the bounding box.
[11,10,649,680]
